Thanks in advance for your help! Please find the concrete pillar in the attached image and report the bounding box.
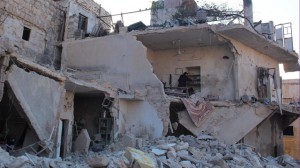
[243,0,253,27]
[0,55,10,101]
[233,54,240,100]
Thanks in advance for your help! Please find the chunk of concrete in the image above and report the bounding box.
[73,129,91,153]
[167,149,177,159]
[7,156,31,168]
[151,149,167,156]
[124,147,155,168]
[121,134,136,148]
[180,160,192,168]
[0,147,14,167]
[87,156,110,168]
[175,142,189,151]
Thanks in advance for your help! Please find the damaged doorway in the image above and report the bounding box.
[73,92,114,152]
[167,101,193,137]
[0,84,39,155]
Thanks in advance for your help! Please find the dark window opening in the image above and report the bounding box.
[78,14,88,32]
[283,126,294,136]
[22,27,31,41]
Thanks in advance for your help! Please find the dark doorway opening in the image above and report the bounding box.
[73,93,114,152]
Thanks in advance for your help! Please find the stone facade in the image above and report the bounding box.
[0,0,112,69]
[0,0,65,68]
[65,0,112,39]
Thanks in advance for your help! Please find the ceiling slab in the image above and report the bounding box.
[215,25,299,63]
[136,26,227,50]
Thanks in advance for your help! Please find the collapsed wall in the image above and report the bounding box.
[6,65,64,144]
[62,34,170,139]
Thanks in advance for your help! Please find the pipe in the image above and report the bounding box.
[243,0,253,27]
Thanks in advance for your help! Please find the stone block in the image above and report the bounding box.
[87,156,110,168]
[73,129,91,153]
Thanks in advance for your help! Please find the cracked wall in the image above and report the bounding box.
[227,37,281,101]
[62,34,170,138]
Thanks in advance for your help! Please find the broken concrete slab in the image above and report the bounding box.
[178,103,273,145]
[73,129,91,153]
[10,53,66,82]
[6,65,64,142]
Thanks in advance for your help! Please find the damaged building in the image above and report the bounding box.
[0,0,299,164]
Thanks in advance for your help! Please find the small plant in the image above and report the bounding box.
[151,1,164,15]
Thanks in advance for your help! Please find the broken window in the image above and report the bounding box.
[78,14,88,32]
[257,67,278,102]
[22,27,31,41]
[283,126,294,136]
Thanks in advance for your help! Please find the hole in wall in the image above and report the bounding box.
[222,56,230,59]
[22,27,31,41]
[167,102,193,137]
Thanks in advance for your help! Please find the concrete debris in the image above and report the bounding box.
[73,129,91,153]
[87,156,110,168]
[0,148,71,168]
[124,147,156,168]
[0,134,299,168]
[151,149,167,156]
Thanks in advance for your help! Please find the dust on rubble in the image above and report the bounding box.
[1,134,299,168]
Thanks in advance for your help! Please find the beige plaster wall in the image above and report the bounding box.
[150,45,235,100]
[244,114,284,157]
[229,38,280,99]
[118,100,164,139]
[282,79,299,104]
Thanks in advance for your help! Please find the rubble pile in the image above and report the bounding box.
[0,147,72,168]
[1,135,299,168]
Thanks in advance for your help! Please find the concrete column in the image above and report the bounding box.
[0,55,10,101]
[233,54,240,100]
[243,0,253,27]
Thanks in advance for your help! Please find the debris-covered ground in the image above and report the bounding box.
[1,135,299,168]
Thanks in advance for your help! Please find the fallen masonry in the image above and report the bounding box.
[1,135,299,168]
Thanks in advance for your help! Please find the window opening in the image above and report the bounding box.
[22,27,31,41]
